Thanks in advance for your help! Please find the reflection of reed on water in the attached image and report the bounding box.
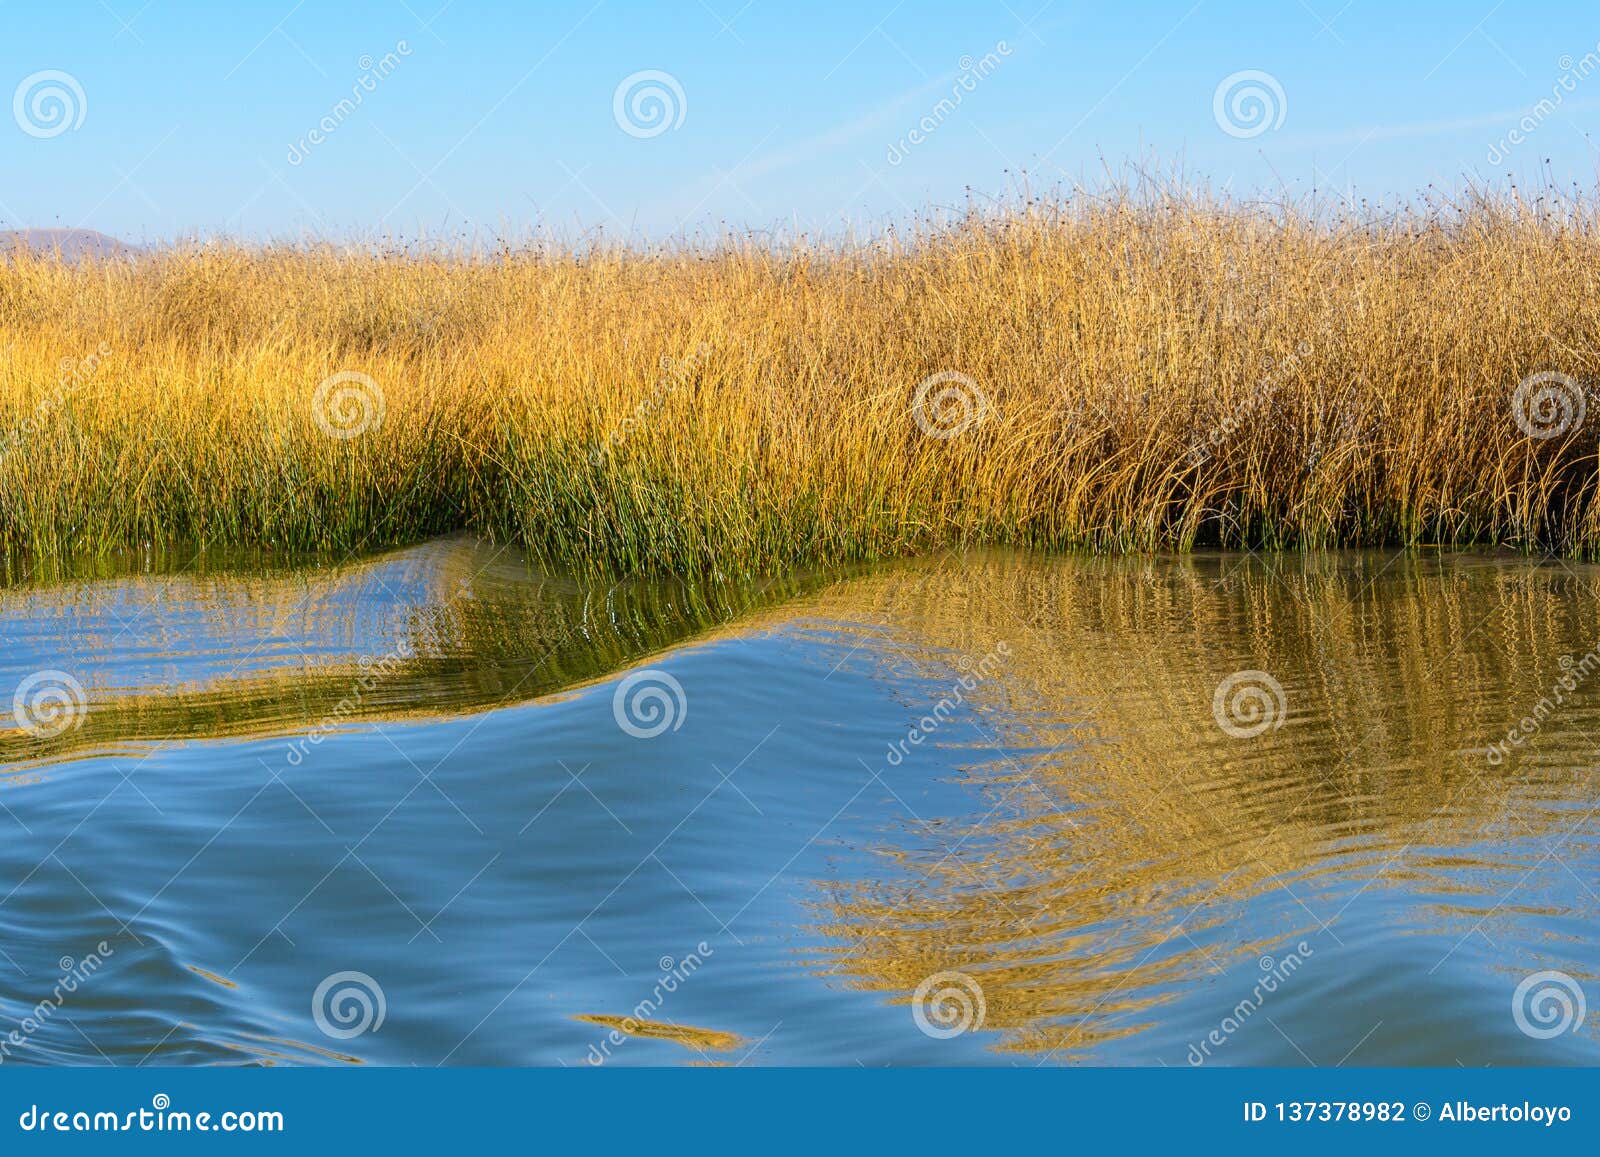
[5,542,1598,1060]
[0,535,821,770]
[790,551,1600,1058]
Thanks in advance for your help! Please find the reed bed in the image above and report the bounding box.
[3,190,1600,575]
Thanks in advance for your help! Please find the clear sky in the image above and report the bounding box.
[3,0,1599,243]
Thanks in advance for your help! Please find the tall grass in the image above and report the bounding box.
[4,189,1600,574]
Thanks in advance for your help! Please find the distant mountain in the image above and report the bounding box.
[0,229,141,259]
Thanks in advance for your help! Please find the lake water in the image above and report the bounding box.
[1,538,1596,1066]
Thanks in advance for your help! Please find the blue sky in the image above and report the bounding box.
[3,0,1598,242]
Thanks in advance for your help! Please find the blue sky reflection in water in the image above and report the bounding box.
[0,538,1597,1065]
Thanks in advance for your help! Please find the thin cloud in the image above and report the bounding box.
[734,70,962,182]
[1280,97,1600,150]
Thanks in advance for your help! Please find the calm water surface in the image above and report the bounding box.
[1,539,1597,1065]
